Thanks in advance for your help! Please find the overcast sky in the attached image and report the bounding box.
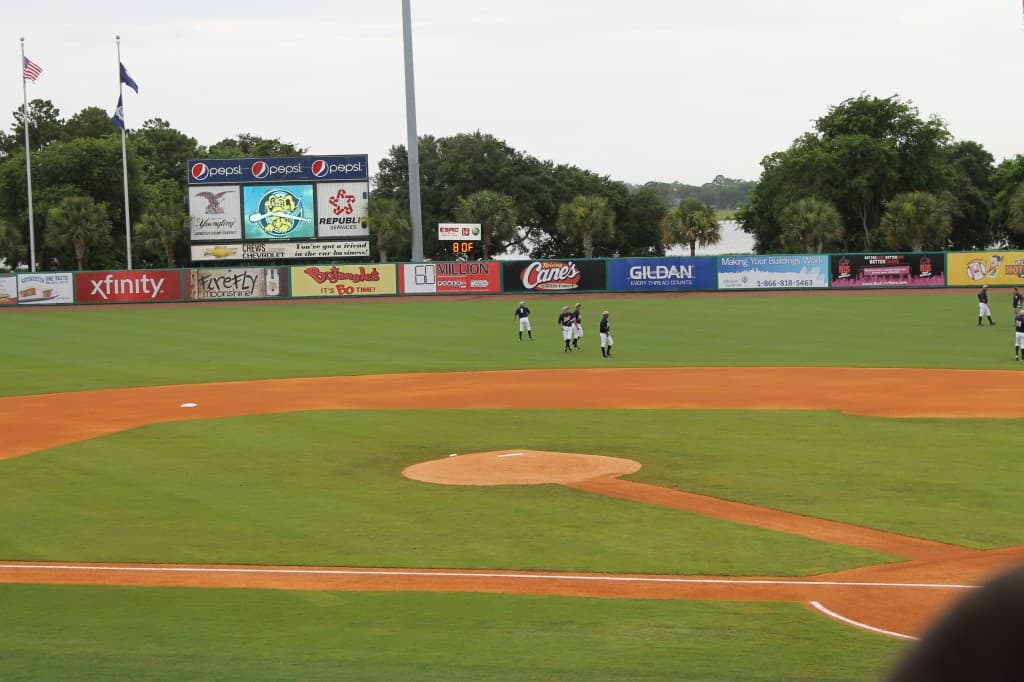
[6,1,1024,187]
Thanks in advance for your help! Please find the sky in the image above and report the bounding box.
[5,0,1024,189]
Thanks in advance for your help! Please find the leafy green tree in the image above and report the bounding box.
[135,180,189,267]
[44,196,114,270]
[661,197,720,256]
[453,190,516,260]
[367,196,410,263]
[134,118,201,189]
[61,107,119,141]
[1006,183,1024,244]
[740,95,960,252]
[990,155,1024,248]
[557,195,615,258]
[879,191,953,252]
[0,216,25,269]
[778,197,844,253]
[946,141,994,250]
[0,99,64,157]
[207,134,306,158]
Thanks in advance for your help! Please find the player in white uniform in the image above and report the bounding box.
[978,284,995,327]
[514,301,533,340]
[570,303,583,349]
[599,310,613,358]
[557,306,574,352]
[1015,307,1024,361]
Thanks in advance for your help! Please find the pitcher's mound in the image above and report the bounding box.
[403,449,641,486]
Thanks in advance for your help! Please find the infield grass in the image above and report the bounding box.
[0,585,903,682]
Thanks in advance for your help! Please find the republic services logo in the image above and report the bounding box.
[328,189,356,215]
[248,189,311,237]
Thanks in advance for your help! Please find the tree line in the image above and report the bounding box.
[0,102,740,270]
[737,94,1024,254]
[2,93,1020,271]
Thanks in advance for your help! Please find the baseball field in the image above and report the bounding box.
[1,290,1022,680]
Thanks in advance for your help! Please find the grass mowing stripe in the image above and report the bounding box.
[0,584,905,682]
[1,291,1017,396]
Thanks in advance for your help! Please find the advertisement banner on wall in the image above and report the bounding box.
[188,185,242,241]
[717,254,828,290]
[16,272,74,305]
[399,262,501,294]
[243,185,316,240]
[830,253,945,287]
[76,271,183,304]
[608,257,715,291]
[316,182,369,237]
[188,155,368,185]
[947,251,1024,286]
[0,273,17,305]
[501,260,607,293]
[291,264,397,298]
[191,240,370,262]
[185,268,290,300]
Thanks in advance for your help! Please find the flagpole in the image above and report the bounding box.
[19,38,37,272]
[116,35,132,269]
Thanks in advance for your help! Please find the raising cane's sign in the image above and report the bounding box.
[501,259,607,293]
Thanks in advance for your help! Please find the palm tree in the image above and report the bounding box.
[367,196,410,263]
[0,217,26,270]
[880,191,952,252]
[661,197,720,256]
[453,190,516,260]
[136,198,189,267]
[44,196,114,271]
[556,195,615,258]
[778,197,844,253]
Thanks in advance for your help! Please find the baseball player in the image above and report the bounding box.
[514,300,533,341]
[1012,287,1022,311]
[569,302,583,349]
[557,305,574,352]
[1015,307,1024,361]
[599,310,613,358]
[978,284,995,327]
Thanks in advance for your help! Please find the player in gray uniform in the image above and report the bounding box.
[599,310,613,358]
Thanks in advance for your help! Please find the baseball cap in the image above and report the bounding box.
[519,300,524,305]
[602,310,609,315]
[562,305,569,310]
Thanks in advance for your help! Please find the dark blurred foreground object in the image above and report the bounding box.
[887,564,1024,681]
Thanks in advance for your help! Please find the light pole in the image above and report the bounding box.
[402,0,425,262]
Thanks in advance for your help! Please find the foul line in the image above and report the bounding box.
[0,563,978,590]
[810,600,919,640]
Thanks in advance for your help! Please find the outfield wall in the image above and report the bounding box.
[3,250,1023,306]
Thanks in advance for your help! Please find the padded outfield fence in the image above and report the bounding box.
[1,250,1021,306]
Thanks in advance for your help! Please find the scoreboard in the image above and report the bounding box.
[438,223,481,260]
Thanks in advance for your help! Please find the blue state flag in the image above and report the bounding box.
[111,94,125,129]
[120,62,139,93]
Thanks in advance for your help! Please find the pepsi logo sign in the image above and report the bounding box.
[190,163,210,181]
[311,159,329,178]
[251,161,269,179]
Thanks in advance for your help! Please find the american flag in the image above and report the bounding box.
[23,57,43,82]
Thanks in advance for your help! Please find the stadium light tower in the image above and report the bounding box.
[402,0,425,262]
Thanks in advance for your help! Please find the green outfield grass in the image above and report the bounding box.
[0,585,903,681]
[0,289,1017,396]
[2,290,1014,680]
